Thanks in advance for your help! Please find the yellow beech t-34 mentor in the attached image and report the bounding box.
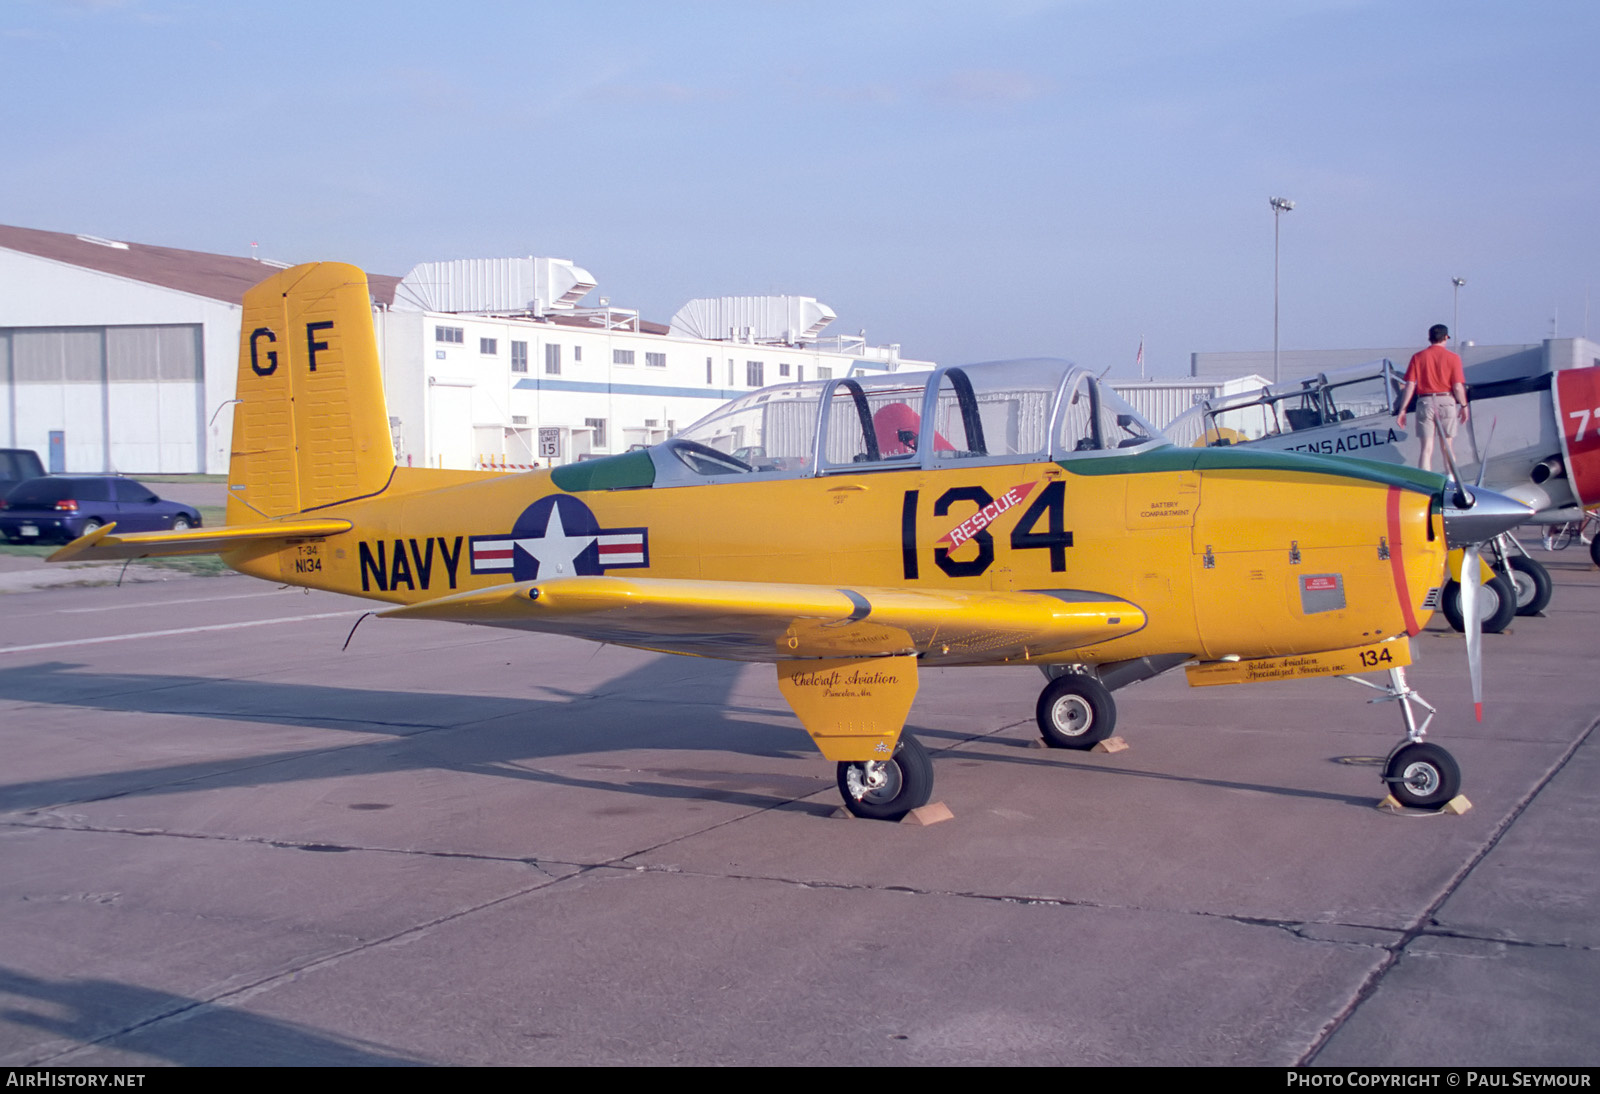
[52,263,1532,819]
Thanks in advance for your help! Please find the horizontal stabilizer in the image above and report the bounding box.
[48,519,353,562]
[378,575,1145,663]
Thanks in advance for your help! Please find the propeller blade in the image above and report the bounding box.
[1475,417,1497,488]
[1462,544,1484,722]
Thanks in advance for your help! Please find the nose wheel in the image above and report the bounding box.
[1383,742,1461,809]
[837,733,934,820]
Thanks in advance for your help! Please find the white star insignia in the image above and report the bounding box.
[515,504,596,577]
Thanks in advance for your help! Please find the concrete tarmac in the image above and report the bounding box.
[1,549,1596,1066]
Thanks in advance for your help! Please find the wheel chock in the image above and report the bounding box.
[1377,793,1473,815]
[1093,736,1129,754]
[902,802,954,826]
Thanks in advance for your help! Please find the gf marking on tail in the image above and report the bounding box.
[250,321,335,376]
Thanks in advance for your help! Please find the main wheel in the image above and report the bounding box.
[1441,574,1516,634]
[1036,673,1116,750]
[1590,534,1600,570]
[836,733,934,821]
[1383,742,1461,809]
[172,516,191,531]
[1502,555,1552,616]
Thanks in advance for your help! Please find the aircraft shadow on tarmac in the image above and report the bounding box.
[0,966,427,1067]
[0,656,847,817]
[0,655,1384,817]
[950,734,1382,808]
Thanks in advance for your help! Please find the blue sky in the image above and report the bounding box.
[4,0,1598,375]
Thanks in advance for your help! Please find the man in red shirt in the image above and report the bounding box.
[1396,323,1469,472]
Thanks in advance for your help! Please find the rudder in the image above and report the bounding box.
[227,263,394,522]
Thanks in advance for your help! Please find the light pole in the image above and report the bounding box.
[1452,277,1465,345]
[1270,196,1295,384]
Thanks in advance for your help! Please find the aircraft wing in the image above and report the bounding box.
[376,575,1146,664]
[47,519,353,562]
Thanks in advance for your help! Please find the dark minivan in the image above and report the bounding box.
[0,449,46,498]
[0,476,201,544]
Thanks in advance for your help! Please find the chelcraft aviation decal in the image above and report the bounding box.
[470,495,649,580]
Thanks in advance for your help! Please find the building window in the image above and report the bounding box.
[573,346,582,362]
[706,357,713,384]
[512,415,528,425]
[727,359,735,386]
[480,338,498,355]
[778,363,790,377]
[644,418,659,428]
[797,366,804,382]
[586,417,607,448]
[511,341,528,373]
[746,360,764,387]
[545,344,561,375]
[435,326,463,344]
[818,367,832,380]
[645,352,666,368]
[613,349,635,366]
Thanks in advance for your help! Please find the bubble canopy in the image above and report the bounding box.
[653,359,1165,484]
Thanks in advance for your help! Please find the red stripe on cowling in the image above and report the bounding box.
[1387,485,1420,636]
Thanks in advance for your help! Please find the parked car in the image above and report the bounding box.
[0,476,201,545]
[0,449,46,498]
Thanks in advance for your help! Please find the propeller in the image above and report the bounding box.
[1458,540,1483,721]
[1436,437,1517,723]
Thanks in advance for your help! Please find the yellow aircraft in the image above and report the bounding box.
[51,263,1531,819]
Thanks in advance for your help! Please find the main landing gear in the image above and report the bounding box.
[1442,534,1554,631]
[1036,672,1117,749]
[1344,666,1463,810]
[837,733,934,820]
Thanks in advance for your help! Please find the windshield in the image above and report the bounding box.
[1166,360,1399,448]
[662,359,1168,483]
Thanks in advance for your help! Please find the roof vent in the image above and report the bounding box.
[392,257,597,315]
[669,296,836,344]
[75,234,129,250]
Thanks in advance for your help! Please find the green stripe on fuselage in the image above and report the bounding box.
[1060,445,1446,494]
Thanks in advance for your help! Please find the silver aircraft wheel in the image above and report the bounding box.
[836,734,934,821]
[1050,694,1094,737]
[1036,674,1116,750]
[1383,742,1461,810]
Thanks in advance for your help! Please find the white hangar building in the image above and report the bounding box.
[0,224,393,475]
[0,225,932,474]
[380,257,933,470]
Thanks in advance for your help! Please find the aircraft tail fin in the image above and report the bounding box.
[227,263,394,523]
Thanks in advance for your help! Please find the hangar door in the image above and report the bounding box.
[3,324,203,473]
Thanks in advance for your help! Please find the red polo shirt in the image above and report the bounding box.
[1405,344,1464,395]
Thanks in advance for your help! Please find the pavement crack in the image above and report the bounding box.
[29,867,590,1067]
[2,814,574,874]
[1413,925,1599,952]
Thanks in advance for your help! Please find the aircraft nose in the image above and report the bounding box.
[1440,485,1536,547]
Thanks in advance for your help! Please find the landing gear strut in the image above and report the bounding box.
[1493,534,1552,616]
[1342,665,1463,809]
